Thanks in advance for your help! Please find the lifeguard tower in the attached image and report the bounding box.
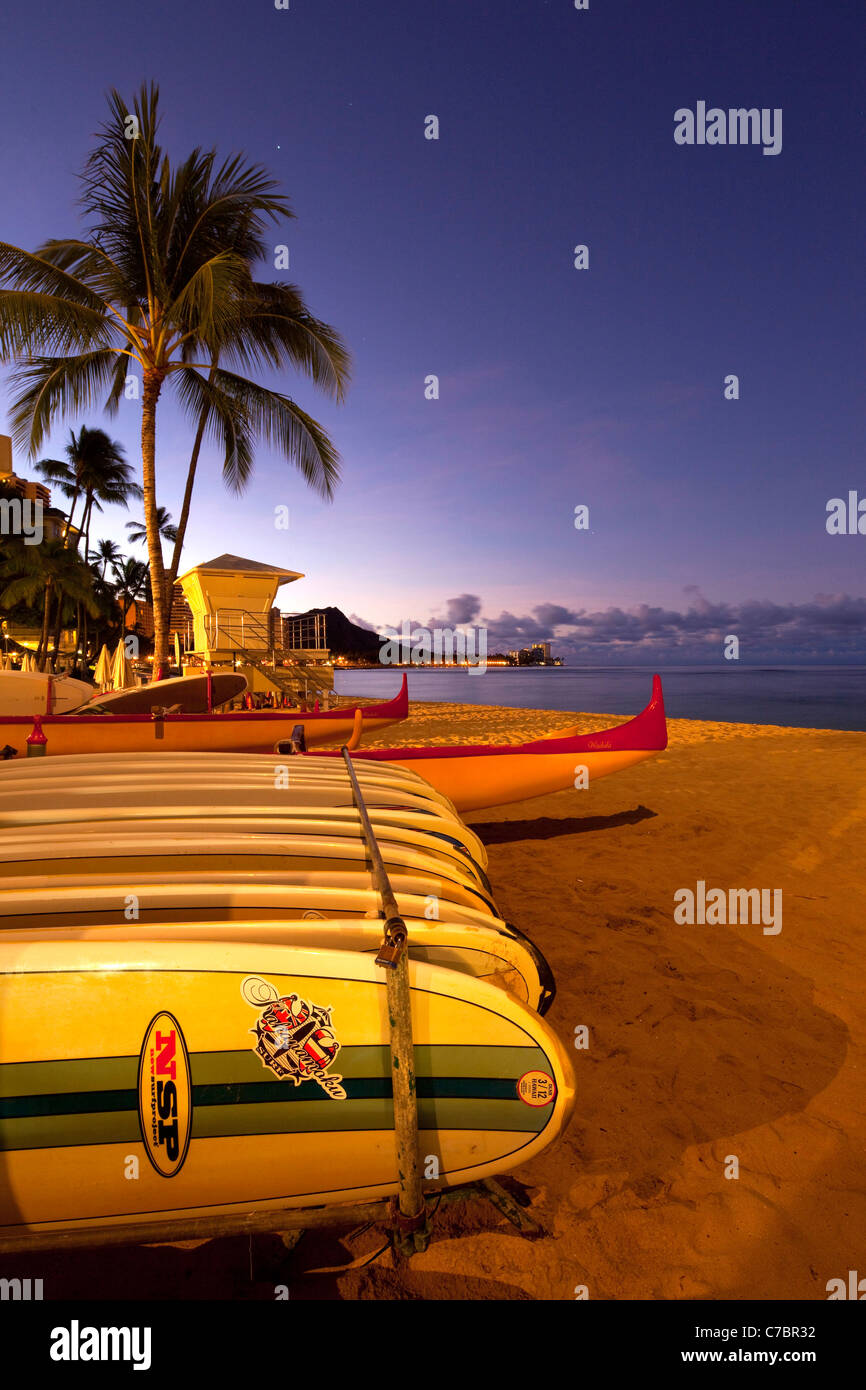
[178,554,332,701]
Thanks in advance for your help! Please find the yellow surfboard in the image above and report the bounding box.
[0,939,574,1234]
[0,915,554,1012]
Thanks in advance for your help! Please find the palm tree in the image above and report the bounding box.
[35,427,137,660]
[89,537,122,579]
[36,426,137,551]
[0,537,100,668]
[0,82,350,673]
[126,506,177,547]
[110,555,149,623]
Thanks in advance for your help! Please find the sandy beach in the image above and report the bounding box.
[3,699,864,1301]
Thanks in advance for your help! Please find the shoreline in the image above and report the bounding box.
[354,698,865,747]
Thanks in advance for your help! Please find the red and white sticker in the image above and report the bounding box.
[517,1070,557,1107]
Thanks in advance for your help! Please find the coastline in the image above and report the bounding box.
[356,697,858,747]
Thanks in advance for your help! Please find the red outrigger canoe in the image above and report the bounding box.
[0,676,408,759]
[297,675,668,813]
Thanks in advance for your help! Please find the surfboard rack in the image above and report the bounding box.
[0,1178,544,1260]
[340,744,427,1255]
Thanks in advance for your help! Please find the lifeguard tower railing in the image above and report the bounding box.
[180,607,332,698]
[282,611,326,654]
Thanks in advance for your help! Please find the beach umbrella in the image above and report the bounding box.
[24,653,36,672]
[110,641,133,691]
[174,632,182,670]
[0,653,8,671]
[94,645,112,691]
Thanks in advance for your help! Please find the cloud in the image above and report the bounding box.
[347,612,378,631]
[441,593,482,625]
[386,591,866,661]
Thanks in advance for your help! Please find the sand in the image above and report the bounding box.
[2,700,864,1300]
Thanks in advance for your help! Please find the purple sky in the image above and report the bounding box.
[1,0,864,662]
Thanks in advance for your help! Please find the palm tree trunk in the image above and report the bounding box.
[81,499,94,663]
[37,580,53,670]
[142,370,168,677]
[50,593,65,664]
[165,368,215,604]
[51,491,90,664]
[62,487,80,545]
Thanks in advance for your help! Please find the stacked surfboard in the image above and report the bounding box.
[0,752,575,1238]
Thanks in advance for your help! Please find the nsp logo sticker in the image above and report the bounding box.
[137,1012,193,1176]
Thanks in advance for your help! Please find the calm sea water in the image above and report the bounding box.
[334,666,866,733]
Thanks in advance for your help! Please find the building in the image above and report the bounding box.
[0,433,75,543]
[0,434,79,656]
[507,642,561,666]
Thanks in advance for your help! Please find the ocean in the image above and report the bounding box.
[334,665,866,733]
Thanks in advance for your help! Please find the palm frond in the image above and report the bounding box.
[0,289,113,358]
[7,351,124,456]
[189,366,340,498]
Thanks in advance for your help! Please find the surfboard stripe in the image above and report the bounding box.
[0,1043,554,1150]
[0,1045,547,1095]
[1,1073,541,1119]
[1,1091,551,1150]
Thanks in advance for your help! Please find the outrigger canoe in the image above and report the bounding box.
[297,673,668,812]
[0,674,408,757]
[0,939,574,1233]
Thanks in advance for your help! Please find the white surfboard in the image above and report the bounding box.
[0,670,94,716]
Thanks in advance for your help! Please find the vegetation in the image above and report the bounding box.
[0,445,154,671]
[0,82,350,675]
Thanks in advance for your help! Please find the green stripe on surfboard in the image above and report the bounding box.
[1,1093,549,1151]
[0,1045,547,1096]
[0,1046,554,1151]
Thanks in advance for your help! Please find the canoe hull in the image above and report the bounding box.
[309,674,669,811]
[384,744,662,813]
[0,939,574,1233]
[0,675,408,757]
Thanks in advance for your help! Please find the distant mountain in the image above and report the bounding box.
[290,606,381,663]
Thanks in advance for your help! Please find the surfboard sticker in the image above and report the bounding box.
[517,1070,557,1107]
[137,1012,193,1176]
[241,976,347,1100]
